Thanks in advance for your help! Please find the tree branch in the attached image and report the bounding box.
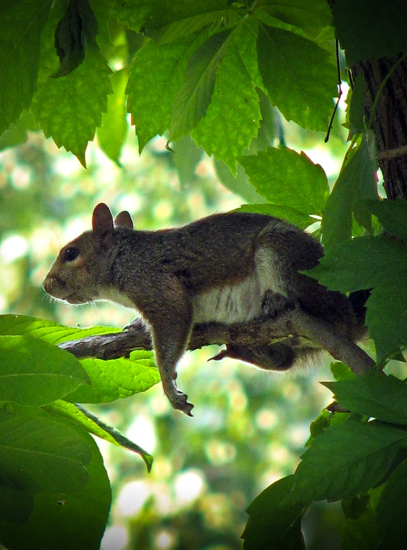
[59,310,375,375]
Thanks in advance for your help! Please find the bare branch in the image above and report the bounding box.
[59,309,374,375]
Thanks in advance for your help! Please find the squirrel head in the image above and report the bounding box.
[43,204,133,304]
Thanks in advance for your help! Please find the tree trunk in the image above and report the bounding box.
[353,55,407,200]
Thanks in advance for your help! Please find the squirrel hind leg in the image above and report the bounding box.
[210,343,296,371]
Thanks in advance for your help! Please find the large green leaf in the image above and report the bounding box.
[376,459,407,550]
[127,32,208,151]
[333,0,407,66]
[0,410,91,495]
[0,0,52,134]
[168,29,232,142]
[257,24,336,131]
[293,421,407,501]
[239,146,329,219]
[65,353,160,403]
[369,199,407,241]
[0,428,111,550]
[325,375,407,425]
[192,24,261,172]
[0,335,89,406]
[31,47,112,166]
[243,475,306,550]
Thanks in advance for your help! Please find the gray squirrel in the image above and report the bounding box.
[43,203,368,415]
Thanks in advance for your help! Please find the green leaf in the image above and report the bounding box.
[322,132,378,248]
[333,0,407,66]
[53,0,98,77]
[0,0,52,135]
[97,69,128,165]
[0,314,120,345]
[46,401,153,472]
[0,430,110,550]
[127,32,207,151]
[257,24,336,131]
[369,199,407,241]
[243,475,306,550]
[155,9,230,44]
[0,335,89,406]
[0,409,91,494]
[260,0,332,30]
[293,421,407,501]
[331,362,356,382]
[192,24,261,172]
[325,375,407,425]
[31,47,112,166]
[239,146,329,218]
[65,353,159,403]
[214,162,266,204]
[376,459,407,550]
[168,29,232,142]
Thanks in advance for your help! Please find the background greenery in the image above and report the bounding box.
[1,1,407,549]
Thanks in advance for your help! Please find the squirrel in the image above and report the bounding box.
[43,203,368,416]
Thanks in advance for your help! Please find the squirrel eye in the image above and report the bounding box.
[63,247,80,262]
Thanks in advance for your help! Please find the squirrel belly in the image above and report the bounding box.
[192,248,286,324]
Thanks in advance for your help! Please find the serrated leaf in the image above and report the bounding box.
[322,132,378,248]
[46,401,153,471]
[347,73,366,136]
[97,69,128,164]
[0,0,52,135]
[0,409,91,494]
[31,47,112,166]
[325,375,407,425]
[127,32,207,151]
[376,459,407,550]
[0,335,89,406]
[243,475,306,550]
[0,431,110,550]
[65,354,159,403]
[192,25,261,172]
[333,0,407,67]
[257,24,336,131]
[294,421,407,502]
[239,146,329,218]
[168,29,232,143]
[0,314,120,345]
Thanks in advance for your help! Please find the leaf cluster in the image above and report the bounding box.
[0,314,159,549]
[243,368,407,549]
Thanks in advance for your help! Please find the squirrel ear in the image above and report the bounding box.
[114,211,133,230]
[92,203,114,234]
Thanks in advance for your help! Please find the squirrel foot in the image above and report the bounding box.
[163,382,194,416]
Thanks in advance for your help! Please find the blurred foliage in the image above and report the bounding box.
[0,127,337,550]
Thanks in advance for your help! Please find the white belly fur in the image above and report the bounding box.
[193,247,285,324]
